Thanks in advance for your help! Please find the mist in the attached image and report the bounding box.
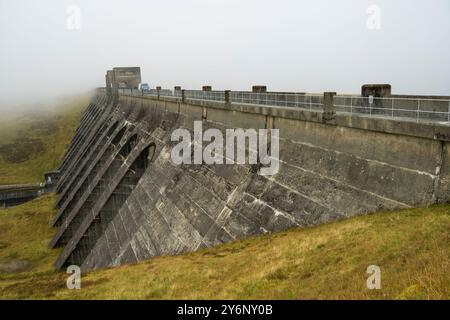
[1,0,449,110]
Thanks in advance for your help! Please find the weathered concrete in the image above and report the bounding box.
[51,87,450,273]
[362,84,392,97]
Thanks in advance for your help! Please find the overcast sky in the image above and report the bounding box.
[0,0,449,107]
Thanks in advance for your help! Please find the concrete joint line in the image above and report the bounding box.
[279,159,411,208]
[245,193,300,227]
[285,138,437,179]
[431,140,445,204]
[264,175,344,215]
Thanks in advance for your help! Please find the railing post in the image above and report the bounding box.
[448,101,450,122]
[174,86,182,99]
[391,99,394,118]
[350,96,353,114]
[202,86,211,101]
[156,86,161,100]
[323,92,336,122]
[417,99,420,122]
[181,89,186,103]
[224,90,231,105]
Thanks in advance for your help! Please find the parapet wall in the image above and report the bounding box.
[51,90,450,272]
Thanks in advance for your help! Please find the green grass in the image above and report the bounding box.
[0,94,89,185]
[0,194,448,300]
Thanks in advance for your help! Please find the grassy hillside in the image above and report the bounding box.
[0,194,448,300]
[0,94,89,185]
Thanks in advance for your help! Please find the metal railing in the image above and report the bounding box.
[334,95,450,123]
[184,90,225,102]
[144,89,159,97]
[111,88,450,125]
[230,92,323,110]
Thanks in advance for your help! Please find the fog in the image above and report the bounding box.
[1,0,449,110]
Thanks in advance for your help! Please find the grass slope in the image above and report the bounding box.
[0,94,89,185]
[0,194,448,300]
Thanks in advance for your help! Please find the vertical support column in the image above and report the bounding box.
[181,89,186,103]
[323,92,336,122]
[105,72,112,101]
[106,69,118,105]
[225,90,231,105]
[174,86,182,99]
[201,87,209,121]
[112,72,119,106]
[156,86,161,100]
[448,101,450,123]
[202,86,211,101]
[174,86,182,101]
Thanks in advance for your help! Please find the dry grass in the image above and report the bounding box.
[0,194,448,300]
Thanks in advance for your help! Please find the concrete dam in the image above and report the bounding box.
[50,67,450,272]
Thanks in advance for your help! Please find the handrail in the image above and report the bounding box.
[107,88,450,125]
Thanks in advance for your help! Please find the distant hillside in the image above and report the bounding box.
[0,95,90,185]
[0,194,448,299]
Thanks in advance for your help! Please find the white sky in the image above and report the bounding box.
[0,0,449,107]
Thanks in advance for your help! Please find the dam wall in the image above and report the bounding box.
[51,89,450,272]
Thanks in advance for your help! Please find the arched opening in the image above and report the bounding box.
[112,126,127,146]
[119,134,138,157]
[105,121,119,139]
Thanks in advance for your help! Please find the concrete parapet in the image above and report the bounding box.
[323,92,336,122]
[224,90,231,104]
[252,85,267,93]
[362,84,392,97]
